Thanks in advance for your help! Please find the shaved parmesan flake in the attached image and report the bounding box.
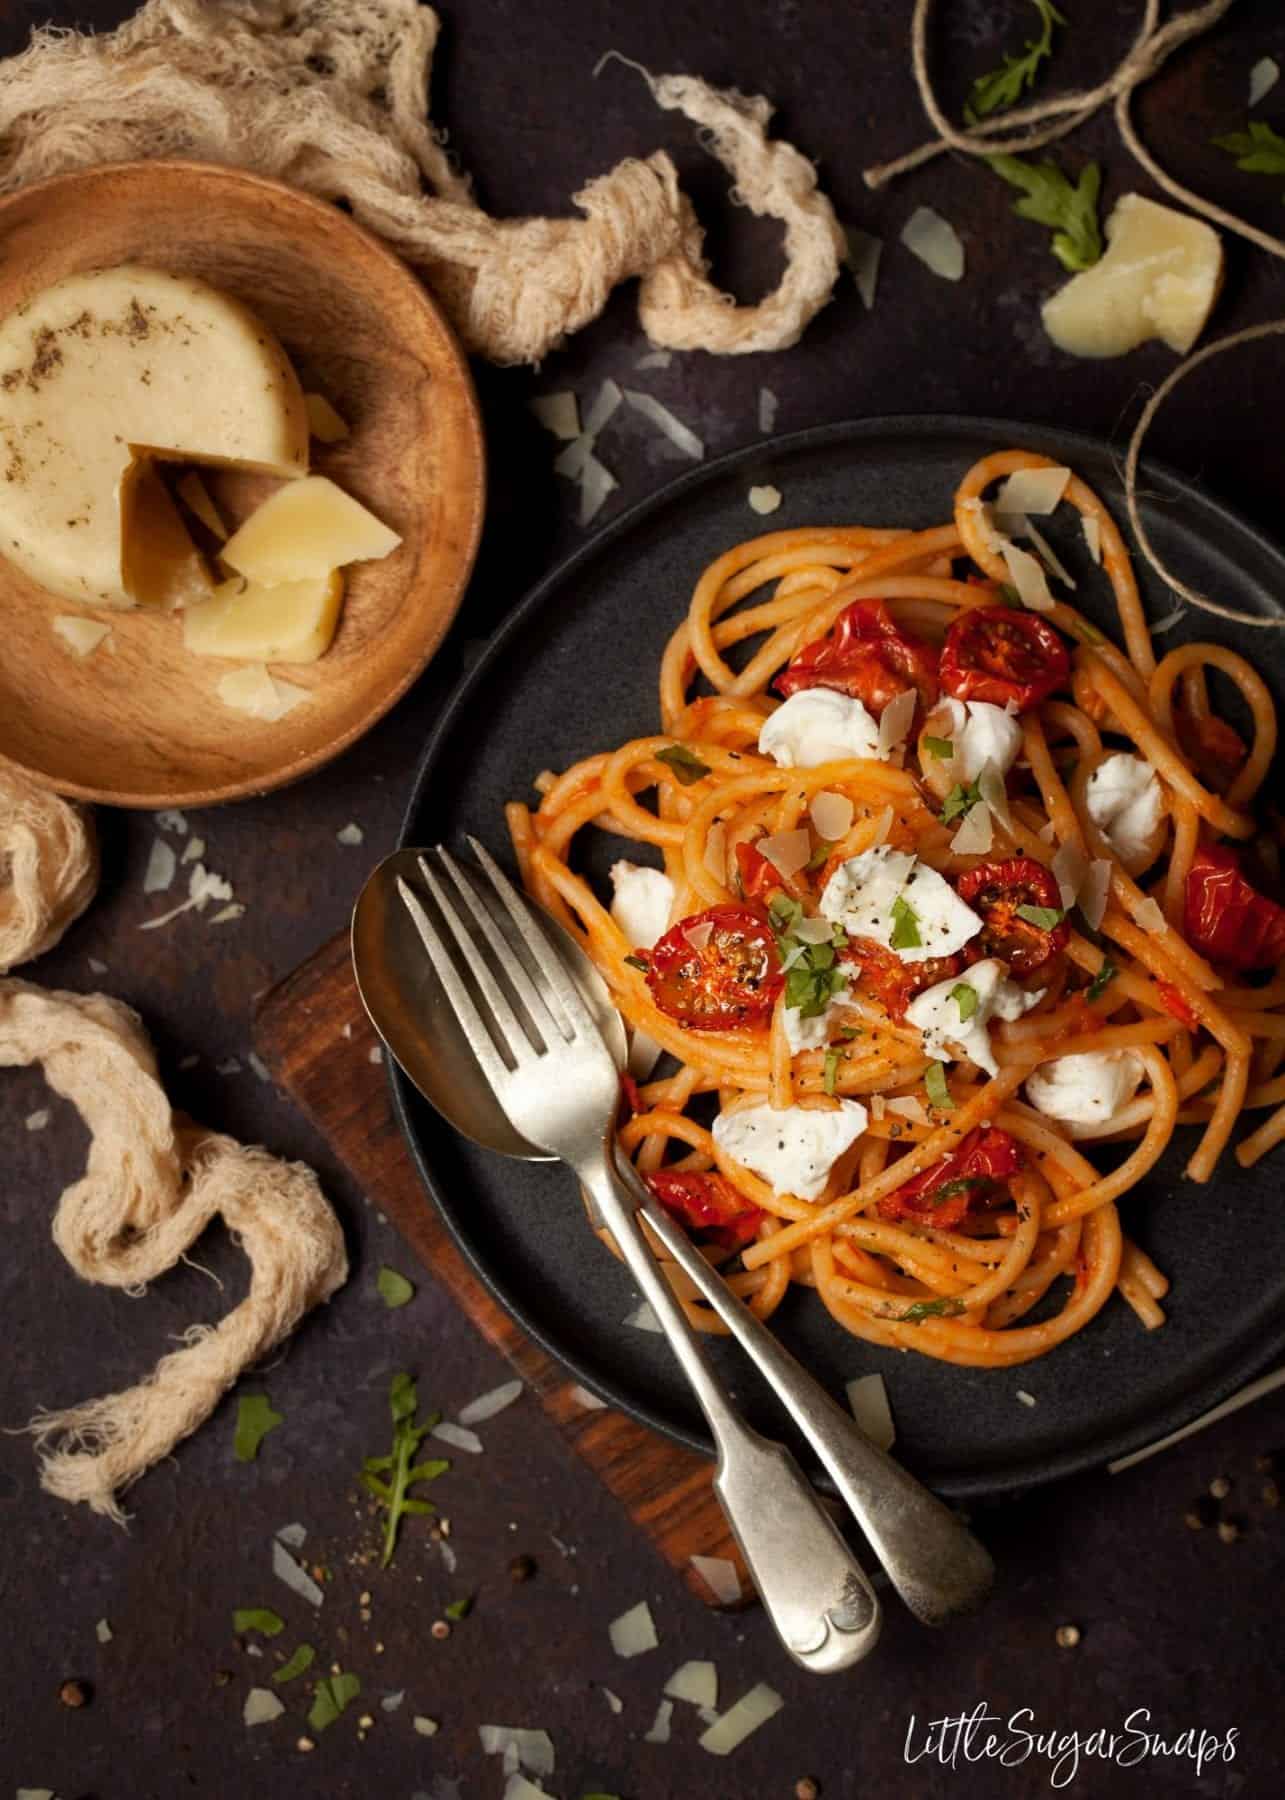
[806,788,845,842]
[554,433,594,480]
[665,1660,719,1710]
[303,391,349,445]
[583,377,624,440]
[636,348,672,370]
[244,1687,285,1727]
[88,958,109,975]
[877,684,917,757]
[609,1600,659,1658]
[977,761,1013,832]
[1024,519,1077,589]
[479,1726,555,1776]
[182,836,205,864]
[625,389,704,460]
[335,822,364,847]
[531,392,580,441]
[1250,55,1280,107]
[961,495,1007,555]
[886,1095,927,1123]
[871,804,895,847]
[950,798,994,855]
[96,1617,113,1644]
[601,1687,624,1715]
[684,918,715,953]
[1002,541,1054,612]
[994,467,1070,516]
[1081,515,1102,564]
[1052,842,1090,912]
[901,207,964,281]
[16,1789,55,1799]
[413,1715,438,1736]
[275,1521,307,1548]
[1135,896,1167,934]
[249,1052,271,1083]
[272,1538,324,1607]
[644,1698,674,1743]
[793,914,834,945]
[578,453,617,526]
[570,1383,607,1410]
[431,1420,483,1454]
[156,809,188,834]
[1150,603,1187,636]
[1078,860,1112,931]
[53,614,112,658]
[748,484,782,515]
[690,1554,742,1605]
[25,1108,49,1132]
[759,828,812,877]
[210,903,246,924]
[625,1300,662,1333]
[217,1057,242,1077]
[216,664,310,721]
[380,1691,405,1713]
[1017,1388,1038,1407]
[698,1683,784,1755]
[143,838,177,894]
[458,1379,523,1425]
[758,387,778,434]
[847,1372,896,1450]
[504,1775,558,1800]
[140,861,235,930]
[844,225,883,309]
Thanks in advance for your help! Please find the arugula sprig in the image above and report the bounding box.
[987,153,1103,270]
[966,0,1065,122]
[361,1373,450,1569]
[1213,118,1285,177]
[769,894,848,1020]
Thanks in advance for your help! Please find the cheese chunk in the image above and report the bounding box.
[609,861,674,949]
[120,460,215,610]
[0,265,308,607]
[1042,195,1223,359]
[305,392,350,444]
[782,985,850,1054]
[759,689,881,768]
[819,846,983,964]
[183,569,344,664]
[712,1099,868,1200]
[1085,753,1166,870]
[906,959,1044,1077]
[1026,1050,1145,1127]
[929,698,1023,783]
[221,476,400,584]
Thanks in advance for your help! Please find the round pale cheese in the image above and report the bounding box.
[0,264,309,607]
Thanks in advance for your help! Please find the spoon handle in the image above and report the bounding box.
[580,1148,881,1673]
[619,1160,995,1627]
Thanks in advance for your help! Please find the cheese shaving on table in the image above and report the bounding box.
[906,958,1044,1076]
[993,467,1071,516]
[0,979,346,1519]
[712,1099,867,1200]
[624,389,704,459]
[843,225,883,309]
[748,484,782,514]
[900,206,964,280]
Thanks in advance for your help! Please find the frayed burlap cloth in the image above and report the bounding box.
[0,0,844,364]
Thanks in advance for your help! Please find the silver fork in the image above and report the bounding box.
[398,840,882,1673]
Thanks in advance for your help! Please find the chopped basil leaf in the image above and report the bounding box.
[376,1265,415,1309]
[773,905,847,1021]
[233,1607,284,1638]
[923,736,954,760]
[1086,959,1117,1002]
[997,583,1023,608]
[272,1643,316,1685]
[655,743,711,785]
[965,0,1064,122]
[623,953,649,972]
[1015,903,1064,930]
[823,1044,842,1095]
[233,1393,282,1463]
[924,1062,953,1110]
[889,894,922,950]
[444,1595,473,1621]
[897,1296,968,1324]
[805,840,834,872]
[769,893,803,932]
[931,1176,982,1205]
[308,1669,361,1733]
[950,981,978,1023]
[362,1373,450,1569]
[837,1026,860,1040]
[940,780,982,825]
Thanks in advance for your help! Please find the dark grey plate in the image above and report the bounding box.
[394,416,1285,1499]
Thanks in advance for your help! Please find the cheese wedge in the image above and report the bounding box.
[1042,195,1223,359]
[220,476,400,584]
[0,265,308,607]
[176,470,228,541]
[121,460,216,610]
[183,569,344,664]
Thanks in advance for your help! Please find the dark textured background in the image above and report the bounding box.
[1,3,1283,1797]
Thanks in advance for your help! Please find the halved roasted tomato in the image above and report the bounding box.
[775,599,939,716]
[956,856,1069,977]
[646,904,783,1029]
[644,1168,764,1250]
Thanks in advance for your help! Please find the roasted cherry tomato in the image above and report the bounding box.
[1155,980,1199,1030]
[644,1168,764,1250]
[775,599,939,717]
[939,607,1069,712]
[1175,706,1247,793]
[956,856,1069,977]
[1184,844,1285,971]
[878,1125,1024,1231]
[734,840,782,903]
[646,904,783,1029]
[842,937,963,1023]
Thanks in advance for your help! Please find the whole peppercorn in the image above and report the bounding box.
[430,1620,451,1641]
[509,1554,537,1583]
[1055,1624,1081,1649]
[1217,1520,1241,1544]
[795,1779,821,1800]
[59,1679,89,1708]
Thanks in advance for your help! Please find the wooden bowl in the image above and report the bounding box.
[0,160,485,808]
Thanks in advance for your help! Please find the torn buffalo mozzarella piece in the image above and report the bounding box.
[924,696,1024,784]
[819,846,983,964]
[758,687,882,768]
[905,958,1045,1077]
[712,1099,868,1200]
[781,984,850,1053]
[1084,753,1166,871]
[609,860,675,948]
[1025,1050,1146,1127]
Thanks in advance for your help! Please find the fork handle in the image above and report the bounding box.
[617,1160,994,1627]
[578,1148,881,1673]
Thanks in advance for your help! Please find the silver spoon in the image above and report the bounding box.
[354,846,993,1629]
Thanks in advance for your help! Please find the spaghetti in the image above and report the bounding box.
[506,450,1285,1367]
